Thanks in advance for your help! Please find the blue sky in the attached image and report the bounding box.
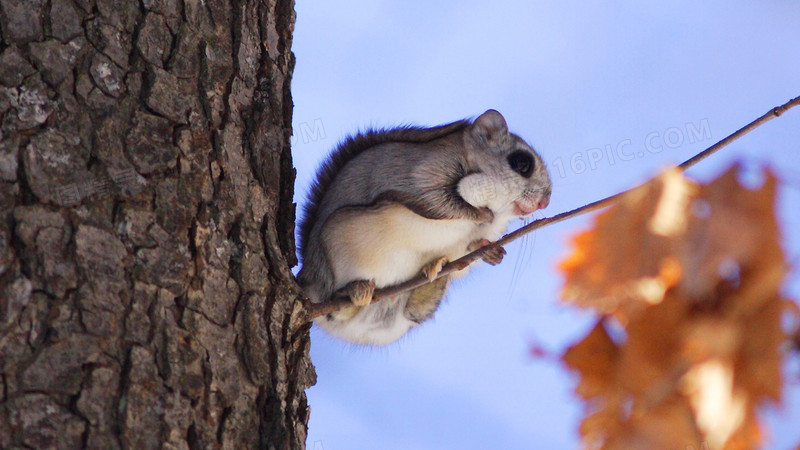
[290,2,800,449]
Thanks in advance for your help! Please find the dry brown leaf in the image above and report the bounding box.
[563,321,620,400]
[563,322,625,448]
[735,296,785,402]
[560,169,694,320]
[579,403,623,450]
[559,164,790,450]
[604,397,701,450]
[678,164,785,312]
[618,293,687,397]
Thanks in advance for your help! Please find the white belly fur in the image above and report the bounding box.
[321,203,476,288]
[317,202,514,345]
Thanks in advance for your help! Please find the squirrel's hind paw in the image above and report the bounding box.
[422,256,449,281]
[338,279,376,306]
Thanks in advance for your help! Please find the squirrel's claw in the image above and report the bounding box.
[422,256,449,282]
[469,238,506,266]
[338,279,376,306]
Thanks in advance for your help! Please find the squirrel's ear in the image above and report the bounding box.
[470,110,509,147]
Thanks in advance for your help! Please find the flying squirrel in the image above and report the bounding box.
[297,110,552,345]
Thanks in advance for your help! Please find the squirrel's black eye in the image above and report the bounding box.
[507,150,534,178]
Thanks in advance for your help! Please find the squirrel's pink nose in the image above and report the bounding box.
[537,189,551,209]
[538,196,550,209]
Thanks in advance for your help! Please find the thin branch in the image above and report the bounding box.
[309,95,800,319]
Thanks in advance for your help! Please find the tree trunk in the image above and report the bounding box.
[0,0,313,448]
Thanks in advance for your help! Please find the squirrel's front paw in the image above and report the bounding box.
[474,207,494,224]
[422,256,449,281]
[338,279,376,306]
[469,238,506,265]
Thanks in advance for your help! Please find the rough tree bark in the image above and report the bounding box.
[0,0,314,448]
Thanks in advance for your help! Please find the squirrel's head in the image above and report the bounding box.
[459,110,552,218]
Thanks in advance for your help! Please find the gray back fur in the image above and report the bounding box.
[298,119,470,257]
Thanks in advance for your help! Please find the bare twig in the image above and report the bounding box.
[309,96,800,319]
